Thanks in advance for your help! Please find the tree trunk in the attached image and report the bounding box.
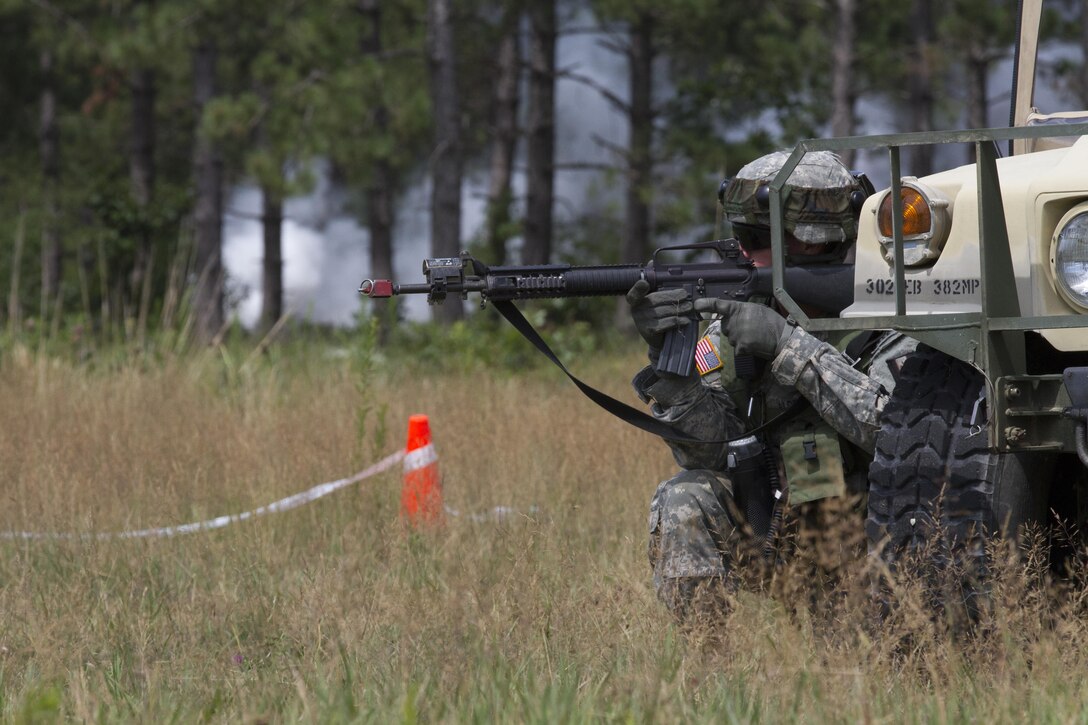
[367,160,397,336]
[360,0,398,338]
[623,13,653,267]
[39,49,62,319]
[908,0,935,176]
[966,49,989,163]
[191,40,224,344]
[523,0,556,266]
[253,74,285,337]
[77,210,95,330]
[1081,1,1088,106]
[129,65,156,321]
[485,11,521,265]
[829,0,856,167]
[259,185,283,334]
[614,13,655,331]
[8,208,25,334]
[426,0,464,322]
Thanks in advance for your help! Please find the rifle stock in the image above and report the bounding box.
[359,238,856,376]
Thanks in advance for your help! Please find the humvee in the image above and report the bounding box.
[360,0,1088,582]
[766,0,1088,568]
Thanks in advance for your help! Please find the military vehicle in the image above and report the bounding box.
[763,0,1088,569]
[362,0,1088,581]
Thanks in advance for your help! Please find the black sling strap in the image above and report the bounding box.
[843,328,880,365]
[492,300,807,445]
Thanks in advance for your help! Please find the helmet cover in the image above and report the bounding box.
[721,150,865,246]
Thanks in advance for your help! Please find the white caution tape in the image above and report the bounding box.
[444,504,541,523]
[2,443,540,539]
[404,443,539,522]
[403,443,438,472]
[1,450,405,541]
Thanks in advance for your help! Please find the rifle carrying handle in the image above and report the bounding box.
[655,315,699,378]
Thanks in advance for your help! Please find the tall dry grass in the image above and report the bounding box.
[1,339,1087,722]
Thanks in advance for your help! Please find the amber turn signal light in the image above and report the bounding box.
[877,187,932,237]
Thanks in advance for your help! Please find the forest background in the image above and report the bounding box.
[5,2,1088,720]
[1,0,1087,353]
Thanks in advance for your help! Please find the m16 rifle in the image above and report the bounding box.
[359,238,855,378]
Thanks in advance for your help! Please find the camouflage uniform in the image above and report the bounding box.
[720,149,865,248]
[635,321,916,609]
[634,149,916,612]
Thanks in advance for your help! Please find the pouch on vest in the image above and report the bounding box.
[778,416,847,505]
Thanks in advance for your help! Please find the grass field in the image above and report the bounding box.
[2,334,1088,723]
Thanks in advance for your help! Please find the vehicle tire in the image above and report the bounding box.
[865,345,1045,608]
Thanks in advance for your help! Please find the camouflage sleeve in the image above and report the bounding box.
[632,365,744,471]
[769,325,888,452]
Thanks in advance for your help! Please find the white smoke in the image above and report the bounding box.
[222,11,627,328]
[222,172,483,327]
[223,20,1084,328]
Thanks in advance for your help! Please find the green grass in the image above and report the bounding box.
[1,332,1088,722]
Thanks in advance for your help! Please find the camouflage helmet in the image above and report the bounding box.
[720,150,870,258]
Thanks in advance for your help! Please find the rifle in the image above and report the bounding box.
[360,238,855,378]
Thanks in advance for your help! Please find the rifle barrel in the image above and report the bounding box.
[360,258,857,316]
[358,279,430,298]
[483,264,645,300]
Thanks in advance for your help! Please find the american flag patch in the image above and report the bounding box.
[694,335,723,375]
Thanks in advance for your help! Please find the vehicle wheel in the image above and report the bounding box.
[865,345,1045,613]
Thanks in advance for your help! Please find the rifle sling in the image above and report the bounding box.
[843,328,880,364]
[492,300,806,445]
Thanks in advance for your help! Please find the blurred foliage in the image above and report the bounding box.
[0,0,1078,349]
[0,300,638,388]
[380,304,631,374]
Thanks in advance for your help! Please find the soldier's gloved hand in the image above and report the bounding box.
[693,299,787,359]
[626,280,693,351]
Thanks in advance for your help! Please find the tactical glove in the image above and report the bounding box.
[693,299,787,359]
[626,280,693,351]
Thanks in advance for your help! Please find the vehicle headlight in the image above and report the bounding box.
[1050,203,1088,311]
[874,178,952,267]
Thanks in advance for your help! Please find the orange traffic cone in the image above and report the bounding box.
[401,414,443,526]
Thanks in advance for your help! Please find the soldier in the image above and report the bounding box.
[628,150,917,617]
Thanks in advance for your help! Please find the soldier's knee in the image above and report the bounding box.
[654,469,732,519]
[648,469,738,574]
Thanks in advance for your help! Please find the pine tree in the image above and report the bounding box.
[427,0,464,322]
